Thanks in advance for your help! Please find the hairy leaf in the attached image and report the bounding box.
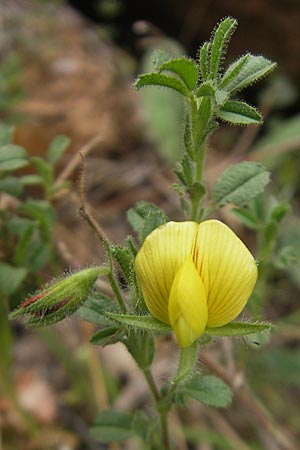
[217,100,262,125]
[183,375,232,407]
[209,17,238,79]
[212,162,270,207]
[106,313,171,333]
[222,54,276,94]
[134,73,188,96]
[204,321,273,336]
[159,57,199,90]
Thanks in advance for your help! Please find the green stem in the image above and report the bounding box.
[142,368,172,450]
[0,298,12,389]
[104,240,127,313]
[143,367,160,402]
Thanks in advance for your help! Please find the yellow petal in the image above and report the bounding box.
[194,220,257,327]
[135,222,198,324]
[168,255,208,347]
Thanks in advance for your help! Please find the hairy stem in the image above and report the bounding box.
[143,368,172,450]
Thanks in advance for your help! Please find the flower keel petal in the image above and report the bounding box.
[168,256,208,347]
[135,222,198,324]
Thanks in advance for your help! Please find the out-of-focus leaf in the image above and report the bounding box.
[47,135,70,165]
[0,263,27,296]
[91,410,134,443]
[0,144,28,171]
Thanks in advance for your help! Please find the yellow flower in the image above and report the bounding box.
[135,220,257,348]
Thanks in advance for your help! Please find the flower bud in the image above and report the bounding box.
[10,266,108,327]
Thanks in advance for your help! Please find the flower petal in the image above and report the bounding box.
[168,255,208,347]
[194,220,257,327]
[135,222,198,324]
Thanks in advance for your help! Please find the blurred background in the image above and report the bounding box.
[1,1,300,449]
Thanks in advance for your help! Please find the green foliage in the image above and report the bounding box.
[90,326,125,346]
[47,135,70,165]
[220,54,276,94]
[138,45,185,164]
[159,57,199,90]
[209,17,238,79]
[205,321,273,337]
[217,100,262,125]
[250,115,300,168]
[91,410,134,443]
[0,123,72,306]
[134,73,188,96]
[181,375,232,408]
[0,53,24,119]
[77,292,118,325]
[106,313,171,333]
[212,161,270,207]
[127,201,167,242]
[0,263,28,296]
[31,134,70,198]
[0,144,28,171]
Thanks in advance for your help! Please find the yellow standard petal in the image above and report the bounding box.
[194,220,258,327]
[168,255,208,348]
[135,222,198,324]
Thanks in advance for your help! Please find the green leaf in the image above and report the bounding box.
[0,145,28,171]
[214,89,228,107]
[47,135,70,165]
[90,326,125,346]
[20,174,44,186]
[106,313,172,333]
[77,293,117,325]
[0,176,23,196]
[245,329,271,349]
[194,97,218,146]
[125,331,155,369]
[195,81,214,97]
[220,54,250,89]
[22,240,51,273]
[14,222,35,266]
[183,114,195,160]
[152,49,173,71]
[273,245,300,270]
[4,217,34,236]
[217,100,262,125]
[183,375,232,407]
[111,244,134,285]
[0,263,28,296]
[212,161,270,207]
[134,73,188,96]
[31,156,53,186]
[231,207,259,230]
[91,410,134,443]
[204,321,273,337]
[127,201,167,242]
[221,54,276,94]
[0,123,14,145]
[199,42,210,81]
[159,57,199,90]
[209,17,238,79]
[19,200,56,238]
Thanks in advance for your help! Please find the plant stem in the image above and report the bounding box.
[142,368,172,450]
[143,368,160,402]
